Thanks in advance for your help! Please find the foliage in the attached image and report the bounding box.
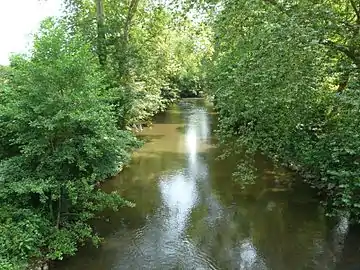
[64,0,212,126]
[0,0,211,267]
[0,1,211,268]
[0,18,139,268]
[207,0,360,221]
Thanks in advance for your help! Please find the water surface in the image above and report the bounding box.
[55,99,360,270]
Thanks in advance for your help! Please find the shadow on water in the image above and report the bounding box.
[136,134,166,143]
[54,98,360,270]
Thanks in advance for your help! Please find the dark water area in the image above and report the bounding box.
[54,99,360,270]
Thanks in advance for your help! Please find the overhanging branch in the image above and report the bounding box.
[349,0,360,24]
[321,39,360,68]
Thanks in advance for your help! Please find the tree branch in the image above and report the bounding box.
[321,39,360,68]
[321,40,352,55]
[349,0,360,24]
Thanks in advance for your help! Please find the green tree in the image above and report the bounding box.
[0,18,138,268]
[207,0,360,221]
[64,0,211,127]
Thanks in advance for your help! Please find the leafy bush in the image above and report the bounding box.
[0,18,139,268]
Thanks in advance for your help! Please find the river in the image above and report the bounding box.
[55,99,360,270]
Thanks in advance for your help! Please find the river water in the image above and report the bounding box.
[55,99,360,270]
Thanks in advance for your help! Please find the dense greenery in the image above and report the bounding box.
[3,0,360,268]
[64,0,211,126]
[207,0,360,221]
[0,19,139,269]
[0,1,209,269]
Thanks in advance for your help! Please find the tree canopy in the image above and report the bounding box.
[207,0,360,221]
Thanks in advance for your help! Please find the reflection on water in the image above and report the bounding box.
[55,99,360,270]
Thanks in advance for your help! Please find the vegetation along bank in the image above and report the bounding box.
[1,0,360,269]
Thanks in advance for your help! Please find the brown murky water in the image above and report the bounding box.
[55,99,360,270]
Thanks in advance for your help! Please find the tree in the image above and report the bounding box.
[0,18,138,269]
[64,0,211,127]
[207,0,360,221]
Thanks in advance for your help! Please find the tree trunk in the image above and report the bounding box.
[56,186,63,229]
[117,0,139,77]
[95,0,107,67]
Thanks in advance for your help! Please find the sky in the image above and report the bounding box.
[0,0,63,65]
